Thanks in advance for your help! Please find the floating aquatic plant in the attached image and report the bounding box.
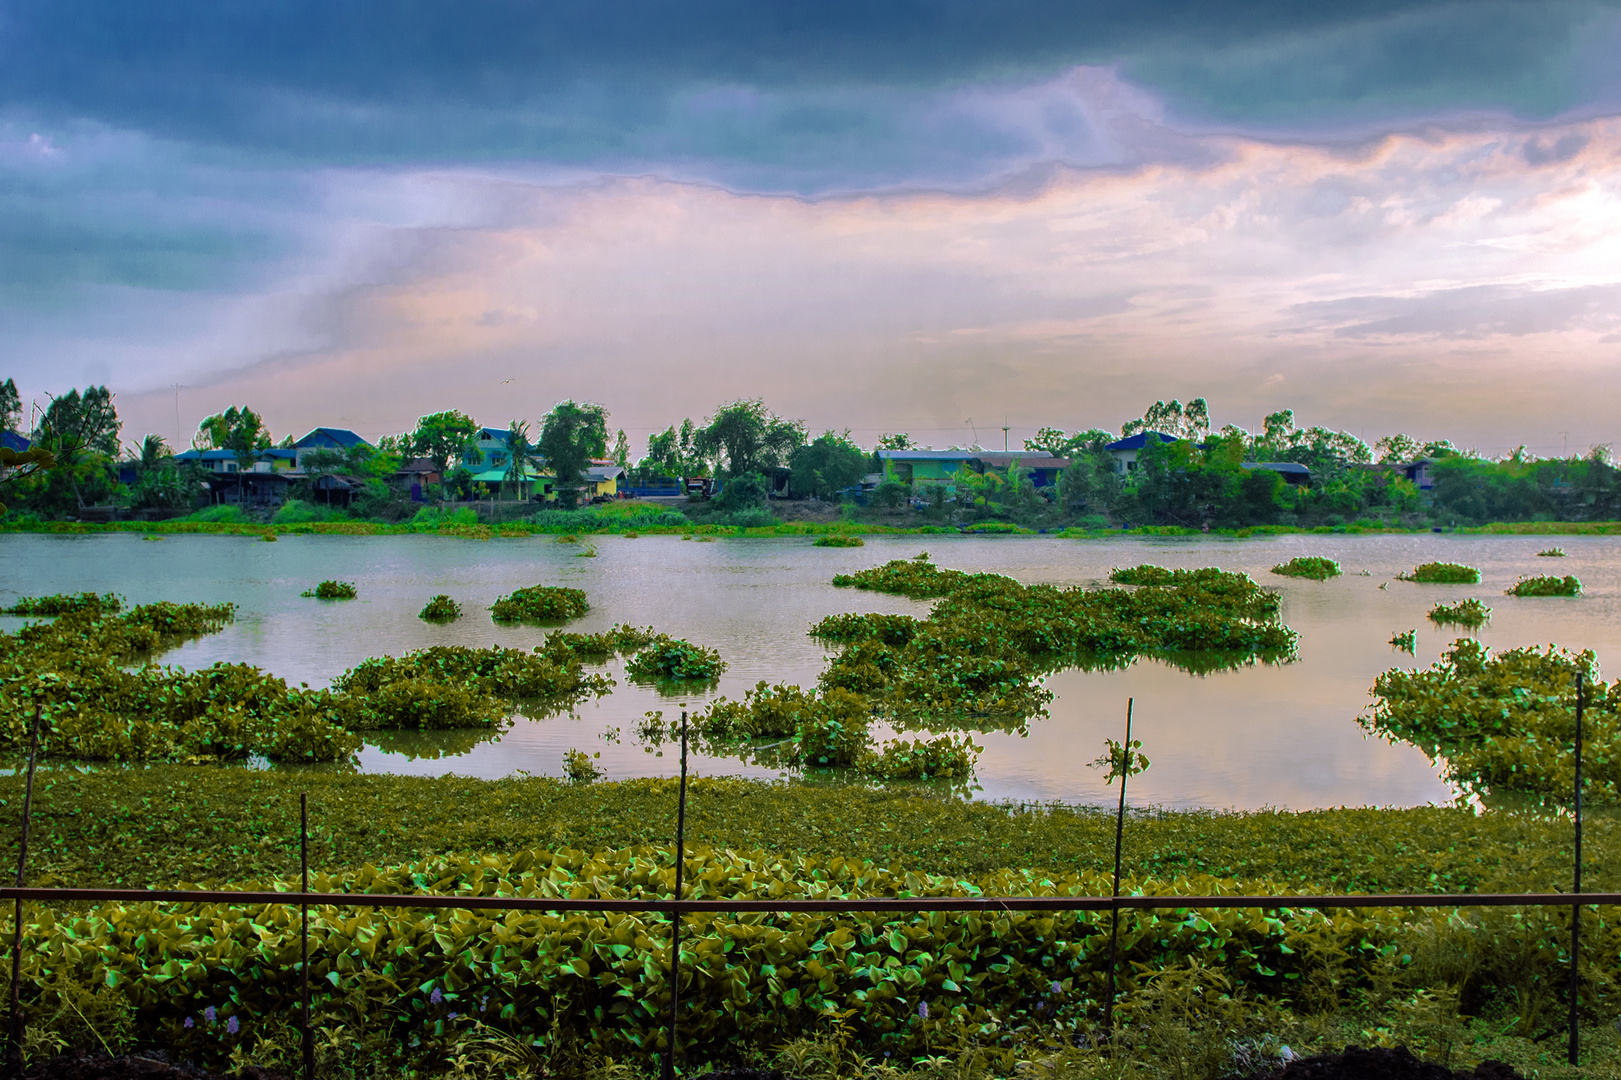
[489,584,589,622]
[301,580,357,600]
[1505,574,1581,597]
[1270,557,1342,581]
[418,595,462,622]
[1397,562,1480,584]
[1426,598,1491,628]
[813,535,865,547]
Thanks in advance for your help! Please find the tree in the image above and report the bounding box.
[788,430,867,500]
[1374,434,1422,464]
[1026,427,1115,458]
[502,420,537,501]
[693,399,805,479]
[611,429,631,471]
[0,378,20,435]
[408,411,480,496]
[876,433,914,451]
[1121,398,1210,441]
[127,435,196,510]
[642,419,705,480]
[30,387,121,509]
[197,406,271,503]
[537,400,608,508]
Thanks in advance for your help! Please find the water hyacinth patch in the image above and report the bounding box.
[0,591,124,616]
[488,584,589,623]
[624,637,727,683]
[1389,629,1416,653]
[1505,574,1581,597]
[1536,547,1567,557]
[418,594,462,622]
[1269,557,1342,581]
[813,535,865,547]
[1426,598,1491,629]
[301,580,357,600]
[1365,637,1620,803]
[1397,562,1480,584]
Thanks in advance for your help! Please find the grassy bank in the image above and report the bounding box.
[1,769,1617,1078]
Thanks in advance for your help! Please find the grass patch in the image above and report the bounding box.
[1270,556,1342,580]
[1506,574,1581,597]
[812,535,865,547]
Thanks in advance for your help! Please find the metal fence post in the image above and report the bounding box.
[301,793,313,1080]
[1102,697,1132,1051]
[7,705,43,1076]
[1569,673,1583,1067]
[664,711,689,1080]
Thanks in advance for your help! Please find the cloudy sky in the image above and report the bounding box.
[4,0,1621,455]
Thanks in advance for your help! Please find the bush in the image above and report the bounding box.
[1536,547,1566,557]
[1506,575,1581,597]
[489,585,589,622]
[418,594,462,622]
[813,535,864,547]
[1426,598,1491,628]
[337,678,505,731]
[1398,562,1480,584]
[712,471,770,513]
[270,500,347,525]
[179,505,247,524]
[1270,557,1342,580]
[870,479,908,509]
[301,580,357,600]
[563,748,604,783]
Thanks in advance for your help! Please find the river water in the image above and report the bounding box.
[2,531,1614,809]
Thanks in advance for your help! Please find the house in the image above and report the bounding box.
[468,462,549,500]
[971,452,1070,489]
[1,431,30,453]
[876,449,977,486]
[392,457,440,500]
[174,448,249,474]
[466,427,516,471]
[1401,458,1439,491]
[1104,432,1180,474]
[584,464,624,499]
[1241,462,1311,487]
[292,428,371,470]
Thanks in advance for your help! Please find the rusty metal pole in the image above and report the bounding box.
[663,711,688,1080]
[301,793,313,1080]
[1102,698,1132,1051]
[8,705,43,1074]
[1569,674,1583,1067]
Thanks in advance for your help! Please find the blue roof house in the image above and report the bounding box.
[1104,432,1180,474]
[293,428,371,470]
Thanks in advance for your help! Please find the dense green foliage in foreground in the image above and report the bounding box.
[0,770,1616,1076]
[1366,638,1619,804]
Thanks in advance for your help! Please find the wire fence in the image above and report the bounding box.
[3,703,1610,1079]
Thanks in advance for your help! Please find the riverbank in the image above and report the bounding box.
[0,769,1614,1079]
[8,515,1618,540]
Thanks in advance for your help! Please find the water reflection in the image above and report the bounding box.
[6,530,1619,808]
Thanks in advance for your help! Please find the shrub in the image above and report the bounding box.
[1398,562,1480,584]
[1389,629,1416,652]
[1536,547,1566,557]
[418,595,462,622]
[301,581,357,600]
[1426,598,1490,628]
[337,678,505,731]
[625,638,726,682]
[270,500,347,525]
[180,505,246,524]
[1,592,123,617]
[489,585,589,622]
[1270,557,1341,581]
[813,535,864,547]
[1505,575,1581,597]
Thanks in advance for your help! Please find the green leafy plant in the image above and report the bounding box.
[859,734,979,780]
[563,748,604,783]
[1389,629,1416,653]
[1426,598,1491,628]
[813,535,865,547]
[1270,557,1342,580]
[301,580,357,600]
[1536,547,1566,557]
[489,585,589,622]
[418,594,462,622]
[1397,562,1480,584]
[1,592,123,616]
[624,637,726,682]
[1505,575,1581,597]
[1091,737,1151,783]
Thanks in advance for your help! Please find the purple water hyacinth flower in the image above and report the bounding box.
[1051,981,1062,994]
[183,1017,193,1029]
[226,1016,239,1035]
[917,1001,928,1020]
[430,987,443,1005]
[447,1012,458,1019]
[204,1006,216,1024]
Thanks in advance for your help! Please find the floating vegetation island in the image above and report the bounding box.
[418,594,461,622]
[1427,598,1491,628]
[301,580,356,599]
[1397,561,1480,584]
[1506,574,1581,597]
[489,584,589,622]
[1536,547,1567,557]
[1271,556,1342,580]
[813,535,864,547]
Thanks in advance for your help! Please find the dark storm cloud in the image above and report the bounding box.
[1,0,1616,177]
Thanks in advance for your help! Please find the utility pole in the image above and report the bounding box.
[1002,418,1010,453]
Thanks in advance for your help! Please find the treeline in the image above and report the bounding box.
[3,380,1619,529]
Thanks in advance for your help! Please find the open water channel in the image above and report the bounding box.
[3,531,1617,809]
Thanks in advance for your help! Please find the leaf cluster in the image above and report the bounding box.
[300,581,356,600]
[624,638,727,683]
[1,592,123,617]
[1270,557,1342,581]
[813,535,865,547]
[1398,562,1481,584]
[1426,598,1491,628]
[489,584,589,623]
[418,594,461,621]
[1505,575,1581,597]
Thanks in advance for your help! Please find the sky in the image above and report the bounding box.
[4,0,1621,457]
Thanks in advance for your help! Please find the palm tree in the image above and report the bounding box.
[502,421,533,501]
